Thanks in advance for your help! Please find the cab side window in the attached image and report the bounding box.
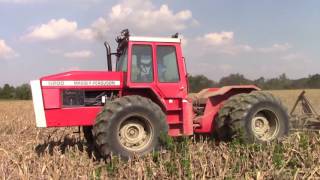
[116,48,128,72]
[156,46,180,82]
[131,45,153,82]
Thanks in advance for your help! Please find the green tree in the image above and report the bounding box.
[188,74,216,93]
[253,77,265,88]
[262,73,292,90]
[15,84,32,100]
[219,73,253,86]
[306,74,320,88]
[0,84,15,99]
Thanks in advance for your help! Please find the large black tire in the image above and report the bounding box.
[82,126,101,159]
[215,91,289,143]
[83,126,94,144]
[92,95,168,158]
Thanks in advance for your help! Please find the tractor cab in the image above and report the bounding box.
[109,29,189,100]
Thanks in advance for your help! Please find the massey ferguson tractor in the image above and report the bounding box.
[30,30,290,158]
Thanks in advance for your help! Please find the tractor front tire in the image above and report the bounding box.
[92,95,168,159]
[83,126,94,144]
[215,91,289,143]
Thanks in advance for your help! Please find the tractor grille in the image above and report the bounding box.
[62,90,85,106]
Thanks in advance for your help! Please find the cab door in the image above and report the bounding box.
[154,43,188,100]
[126,42,155,87]
[155,43,192,135]
[126,41,192,136]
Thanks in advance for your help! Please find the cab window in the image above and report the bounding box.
[156,46,180,82]
[116,48,128,72]
[131,45,153,82]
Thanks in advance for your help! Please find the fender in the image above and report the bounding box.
[193,85,260,133]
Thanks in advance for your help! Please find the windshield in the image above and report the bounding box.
[116,48,128,72]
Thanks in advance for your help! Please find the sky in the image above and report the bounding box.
[0,0,319,85]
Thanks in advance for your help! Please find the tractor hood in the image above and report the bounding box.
[39,71,124,89]
[30,71,124,128]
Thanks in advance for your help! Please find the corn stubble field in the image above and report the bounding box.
[1,90,320,179]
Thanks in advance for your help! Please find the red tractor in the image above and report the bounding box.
[30,30,289,158]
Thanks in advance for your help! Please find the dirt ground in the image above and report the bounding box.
[0,90,320,179]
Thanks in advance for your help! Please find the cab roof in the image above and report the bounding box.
[129,36,181,43]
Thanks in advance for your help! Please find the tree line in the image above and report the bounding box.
[188,73,320,93]
[0,84,32,100]
[1,73,320,99]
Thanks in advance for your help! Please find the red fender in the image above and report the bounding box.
[193,85,260,133]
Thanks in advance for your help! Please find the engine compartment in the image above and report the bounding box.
[62,90,119,107]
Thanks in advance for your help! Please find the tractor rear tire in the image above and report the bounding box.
[215,91,289,143]
[92,95,168,159]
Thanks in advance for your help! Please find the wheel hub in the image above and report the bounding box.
[119,118,152,151]
[252,116,270,136]
[251,110,280,141]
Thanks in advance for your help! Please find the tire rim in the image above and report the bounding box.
[118,117,153,151]
[251,109,280,141]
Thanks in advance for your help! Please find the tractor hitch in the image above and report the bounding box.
[290,91,320,131]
